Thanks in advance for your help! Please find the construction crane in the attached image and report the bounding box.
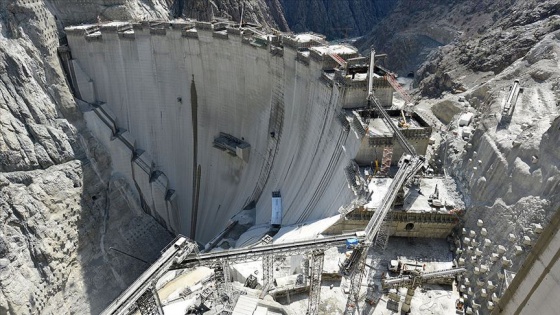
[384,68,414,128]
[330,53,348,70]
[385,73,413,106]
[342,48,425,315]
[382,267,466,313]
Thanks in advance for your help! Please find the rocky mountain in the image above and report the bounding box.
[0,1,172,314]
[0,0,559,314]
[279,0,397,39]
[174,0,289,30]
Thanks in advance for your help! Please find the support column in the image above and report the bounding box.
[261,254,274,297]
[307,250,325,315]
[401,287,415,313]
[223,259,232,299]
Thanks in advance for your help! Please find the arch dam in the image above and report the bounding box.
[61,20,379,243]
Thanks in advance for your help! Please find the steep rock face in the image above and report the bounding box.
[173,0,289,30]
[280,0,396,39]
[356,0,461,75]
[427,25,560,315]
[416,0,560,97]
[0,0,172,314]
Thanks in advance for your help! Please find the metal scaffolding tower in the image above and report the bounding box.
[307,250,325,315]
[261,235,274,298]
[344,253,367,315]
[262,254,274,294]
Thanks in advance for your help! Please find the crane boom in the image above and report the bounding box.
[385,73,413,105]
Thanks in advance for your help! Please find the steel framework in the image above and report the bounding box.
[307,250,325,315]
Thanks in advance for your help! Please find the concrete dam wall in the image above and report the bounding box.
[64,21,363,242]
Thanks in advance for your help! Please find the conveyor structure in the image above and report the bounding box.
[101,236,195,315]
[171,232,366,269]
[342,48,425,315]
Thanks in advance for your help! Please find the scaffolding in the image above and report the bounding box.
[380,145,393,174]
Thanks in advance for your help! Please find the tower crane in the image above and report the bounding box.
[382,267,466,313]
[342,48,425,315]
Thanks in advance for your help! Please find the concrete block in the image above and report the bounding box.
[462,228,467,235]
[515,245,523,255]
[471,240,478,247]
[483,239,492,247]
[501,256,511,267]
[464,278,470,286]
[534,223,543,234]
[466,246,473,254]
[474,248,482,256]
[458,258,465,266]
[469,230,476,238]
[481,289,487,297]
[508,233,516,242]
[488,281,495,291]
[460,285,466,292]
[466,307,473,315]
[477,219,484,227]
[474,267,480,275]
[464,237,471,245]
[497,245,506,254]
[480,228,487,236]
[491,292,499,302]
[487,301,494,310]
[480,265,489,273]
[523,235,532,245]
[491,253,499,262]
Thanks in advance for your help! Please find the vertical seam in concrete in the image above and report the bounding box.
[190,76,199,239]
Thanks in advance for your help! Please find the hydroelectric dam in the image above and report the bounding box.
[61,20,386,242]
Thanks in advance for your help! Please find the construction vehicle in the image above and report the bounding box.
[428,184,443,207]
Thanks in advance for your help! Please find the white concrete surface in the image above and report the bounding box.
[66,23,362,241]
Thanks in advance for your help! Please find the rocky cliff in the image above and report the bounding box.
[280,0,396,39]
[1,0,559,314]
[0,1,172,314]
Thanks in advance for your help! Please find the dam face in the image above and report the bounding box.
[64,21,364,241]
